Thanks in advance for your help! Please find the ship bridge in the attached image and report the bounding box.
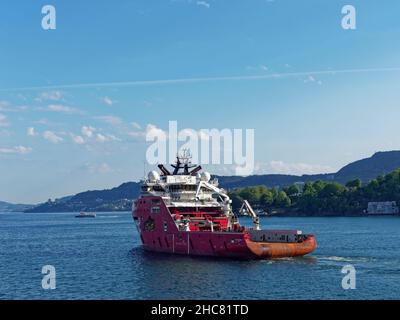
[141,153,229,209]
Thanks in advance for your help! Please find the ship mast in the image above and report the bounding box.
[171,149,197,175]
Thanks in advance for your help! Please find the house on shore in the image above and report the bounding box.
[366,201,399,215]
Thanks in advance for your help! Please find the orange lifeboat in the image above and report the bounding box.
[245,235,317,259]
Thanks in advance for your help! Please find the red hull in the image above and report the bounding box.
[133,196,317,259]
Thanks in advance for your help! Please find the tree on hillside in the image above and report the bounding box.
[320,182,346,197]
[303,182,316,196]
[285,185,301,197]
[346,179,362,189]
[229,192,243,211]
[229,168,400,216]
[313,180,325,193]
[238,187,259,204]
[275,191,291,207]
[260,191,274,208]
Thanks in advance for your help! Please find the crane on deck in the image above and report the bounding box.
[239,200,261,231]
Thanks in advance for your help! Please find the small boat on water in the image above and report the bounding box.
[75,211,96,218]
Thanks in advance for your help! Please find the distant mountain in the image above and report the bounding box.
[26,182,141,213]
[24,151,400,213]
[332,151,400,183]
[218,151,400,189]
[215,173,335,190]
[0,201,34,212]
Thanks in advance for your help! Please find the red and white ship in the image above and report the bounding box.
[133,154,317,259]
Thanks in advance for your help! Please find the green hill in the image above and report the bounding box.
[22,151,400,213]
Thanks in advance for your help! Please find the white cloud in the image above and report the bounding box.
[36,104,82,114]
[71,135,85,145]
[145,124,168,141]
[43,131,63,144]
[15,146,32,154]
[255,160,334,175]
[95,133,120,143]
[128,131,145,139]
[128,124,152,141]
[0,146,32,154]
[27,127,37,136]
[0,101,28,113]
[303,75,323,85]
[85,162,113,174]
[0,101,10,111]
[36,91,63,102]
[2,67,399,91]
[128,122,144,139]
[0,113,9,127]
[143,100,152,107]
[102,96,115,106]
[17,94,27,101]
[246,65,269,72]
[95,115,123,126]
[34,118,52,126]
[68,126,119,145]
[130,124,210,142]
[0,129,11,137]
[45,104,80,114]
[95,134,107,143]
[97,163,112,173]
[197,1,210,8]
[131,122,141,130]
[81,126,96,138]
[306,75,315,82]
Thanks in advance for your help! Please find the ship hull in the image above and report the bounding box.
[133,196,317,260]
[140,231,317,259]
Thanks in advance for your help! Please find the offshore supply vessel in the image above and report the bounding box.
[132,155,317,259]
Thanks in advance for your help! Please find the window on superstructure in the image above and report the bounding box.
[153,186,165,192]
[182,185,197,191]
[151,207,160,214]
[170,185,184,192]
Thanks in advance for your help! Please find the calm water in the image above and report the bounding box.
[1,212,399,300]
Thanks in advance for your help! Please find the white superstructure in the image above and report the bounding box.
[141,154,233,215]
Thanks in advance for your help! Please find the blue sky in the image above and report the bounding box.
[1,0,400,203]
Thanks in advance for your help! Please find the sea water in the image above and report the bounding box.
[0,212,399,300]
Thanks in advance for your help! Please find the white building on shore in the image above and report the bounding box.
[367,201,399,215]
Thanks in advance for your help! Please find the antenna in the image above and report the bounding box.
[143,158,147,180]
[179,148,192,164]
